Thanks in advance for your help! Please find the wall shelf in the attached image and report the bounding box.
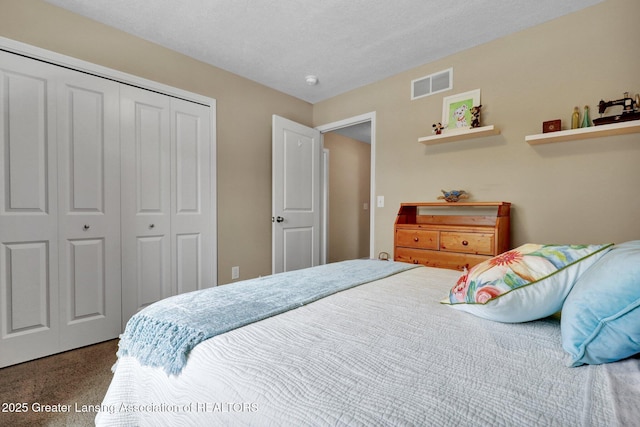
[418,125,499,145]
[525,120,640,145]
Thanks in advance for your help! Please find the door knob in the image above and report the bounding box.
[83,224,90,231]
[276,216,284,223]
[149,224,155,229]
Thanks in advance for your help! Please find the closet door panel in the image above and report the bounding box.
[175,233,200,294]
[57,71,121,349]
[0,53,59,367]
[66,239,106,319]
[3,74,48,211]
[3,242,50,332]
[137,236,165,307]
[175,113,199,212]
[121,86,171,324]
[171,99,213,292]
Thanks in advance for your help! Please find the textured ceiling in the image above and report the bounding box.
[44,0,604,103]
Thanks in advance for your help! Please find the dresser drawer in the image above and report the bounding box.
[395,229,438,250]
[395,247,489,271]
[440,232,494,255]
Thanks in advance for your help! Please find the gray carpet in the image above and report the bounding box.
[0,339,118,427]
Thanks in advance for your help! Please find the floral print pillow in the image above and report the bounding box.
[442,243,613,323]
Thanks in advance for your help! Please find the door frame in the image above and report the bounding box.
[316,112,376,261]
[0,36,218,287]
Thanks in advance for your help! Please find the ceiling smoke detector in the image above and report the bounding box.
[305,75,319,86]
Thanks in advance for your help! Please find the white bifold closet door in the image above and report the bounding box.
[0,52,122,365]
[0,49,214,367]
[120,87,172,324]
[56,65,122,350]
[120,86,213,324]
[0,53,60,366]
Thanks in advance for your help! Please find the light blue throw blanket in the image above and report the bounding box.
[117,259,418,375]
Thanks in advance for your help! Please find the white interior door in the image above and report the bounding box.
[0,53,60,366]
[57,69,121,349]
[170,98,213,294]
[272,115,321,274]
[120,86,172,323]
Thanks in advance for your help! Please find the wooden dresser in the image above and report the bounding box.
[394,202,511,271]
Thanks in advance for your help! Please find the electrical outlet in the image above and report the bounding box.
[231,266,239,280]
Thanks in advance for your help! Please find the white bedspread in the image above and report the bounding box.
[97,266,636,426]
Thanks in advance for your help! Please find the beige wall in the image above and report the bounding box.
[0,0,313,284]
[323,133,371,262]
[314,0,640,257]
[1,0,639,284]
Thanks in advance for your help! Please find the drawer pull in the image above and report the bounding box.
[462,240,469,246]
[413,237,419,242]
[413,260,419,264]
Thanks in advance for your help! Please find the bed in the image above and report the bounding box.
[97,243,640,427]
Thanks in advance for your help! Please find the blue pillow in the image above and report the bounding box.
[561,241,640,367]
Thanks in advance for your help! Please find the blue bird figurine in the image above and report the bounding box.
[438,189,469,202]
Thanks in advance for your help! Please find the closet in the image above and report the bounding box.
[120,86,213,323]
[0,47,215,367]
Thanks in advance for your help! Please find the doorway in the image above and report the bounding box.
[317,112,376,263]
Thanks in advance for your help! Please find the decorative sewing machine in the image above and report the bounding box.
[594,92,640,125]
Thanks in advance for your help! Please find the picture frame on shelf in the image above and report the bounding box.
[442,89,481,131]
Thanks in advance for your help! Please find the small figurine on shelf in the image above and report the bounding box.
[571,106,580,129]
[432,122,445,135]
[581,105,591,128]
[470,105,482,128]
[437,189,469,203]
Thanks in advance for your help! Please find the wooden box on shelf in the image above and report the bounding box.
[394,201,511,271]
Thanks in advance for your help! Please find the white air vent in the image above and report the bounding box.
[411,68,453,100]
